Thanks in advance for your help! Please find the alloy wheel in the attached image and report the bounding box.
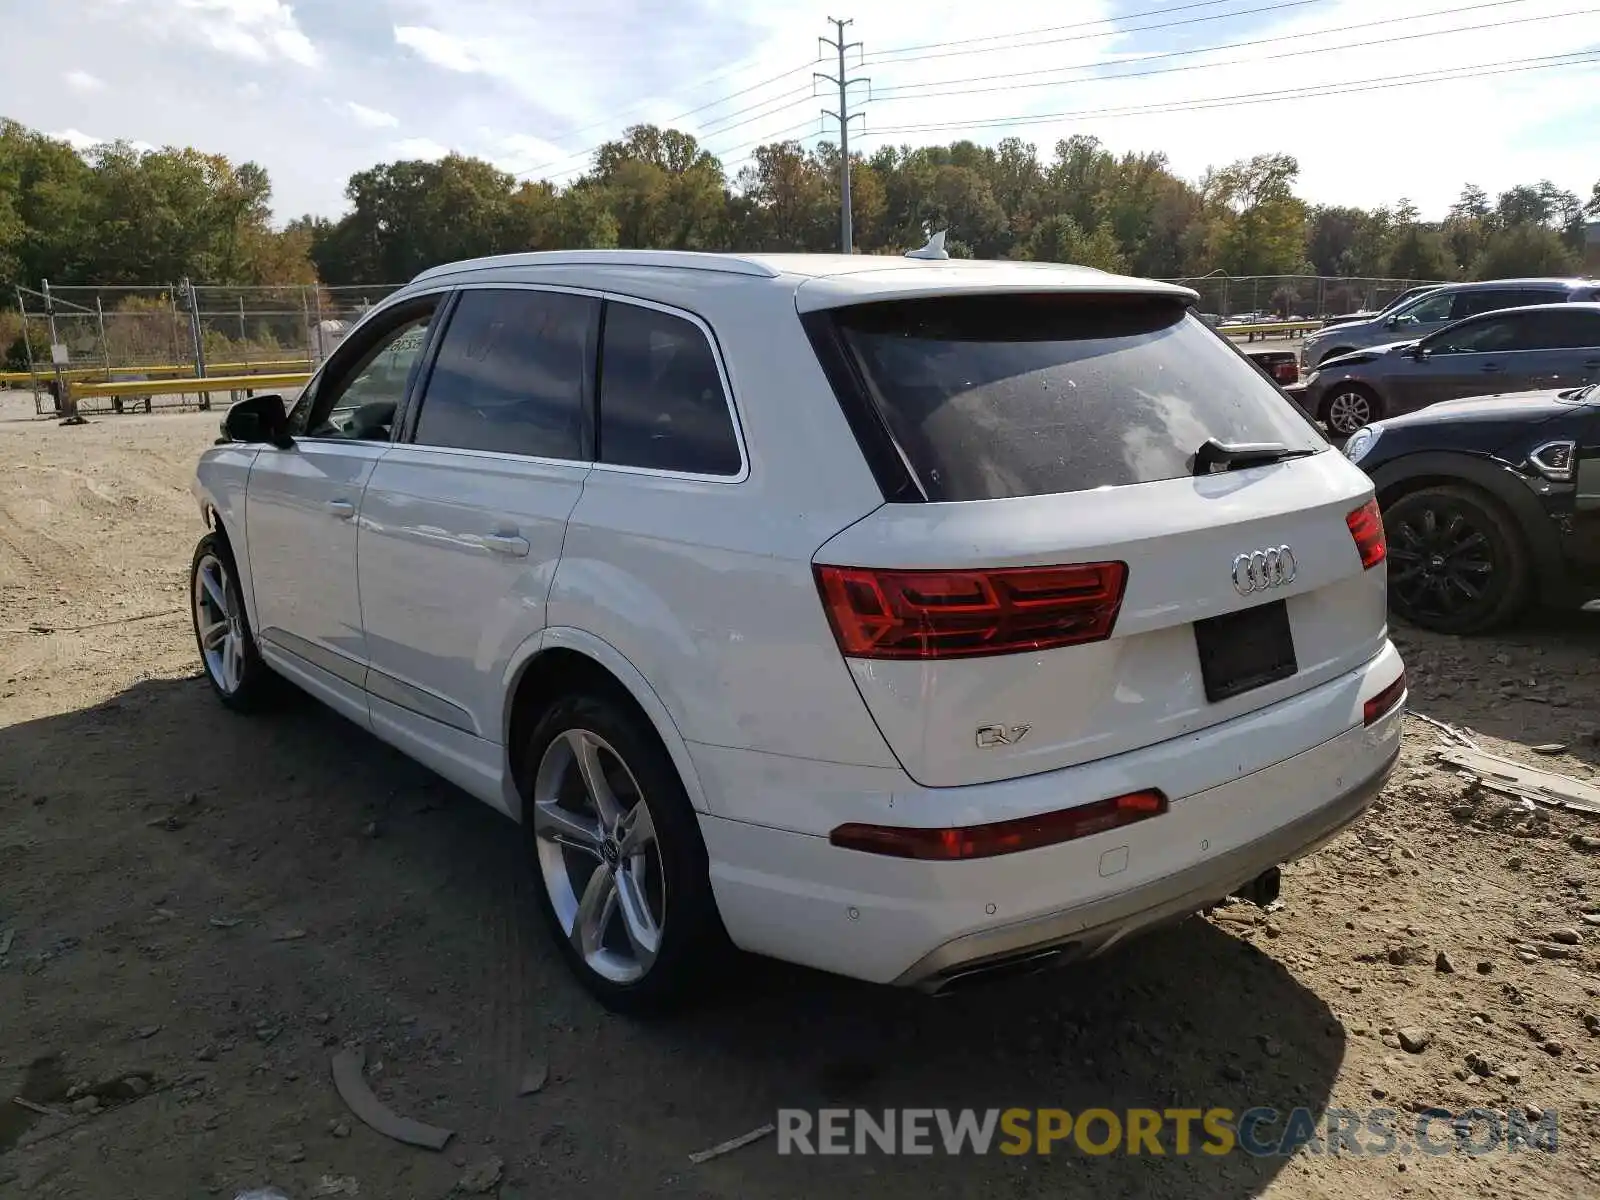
[531,728,666,985]
[193,552,246,695]
[1325,389,1373,435]
[1387,500,1496,623]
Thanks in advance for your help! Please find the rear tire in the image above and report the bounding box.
[189,533,275,711]
[521,690,728,1014]
[1383,485,1532,634]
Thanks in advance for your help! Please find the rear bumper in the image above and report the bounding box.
[895,739,1396,989]
[699,642,1403,986]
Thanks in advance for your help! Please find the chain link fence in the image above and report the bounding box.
[4,281,402,415]
[1162,275,1446,322]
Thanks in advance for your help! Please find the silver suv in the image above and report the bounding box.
[1303,278,1600,367]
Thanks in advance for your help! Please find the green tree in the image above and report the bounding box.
[1472,225,1579,278]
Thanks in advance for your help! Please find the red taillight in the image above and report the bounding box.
[1363,670,1406,726]
[813,562,1127,660]
[829,790,1168,861]
[1346,500,1387,569]
[1272,362,1299,384]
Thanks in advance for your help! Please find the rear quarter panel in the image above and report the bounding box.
[544,280,902,810]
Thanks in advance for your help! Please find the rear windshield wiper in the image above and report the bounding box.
[1192,438,1316,475]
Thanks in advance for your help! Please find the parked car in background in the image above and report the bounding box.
[1344,378,1600,634]
[1245,345,1300,387]
[1295,303,1600,435]
[1301,278,1600,368]
[187,249,1403,1010]
[1318,284,1443,330]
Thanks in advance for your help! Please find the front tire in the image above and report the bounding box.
[1383,485,1532,634]
[522,691,727,1013]
[1321,384,1381,436]
[190,533,274,710]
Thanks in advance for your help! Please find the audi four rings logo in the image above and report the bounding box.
[1232,546,1297,595]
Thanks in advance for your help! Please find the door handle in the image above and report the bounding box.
[482,532,530,558]
[325,499,356,519]
[1480,363,1503,373]
[1583,360,1600,371]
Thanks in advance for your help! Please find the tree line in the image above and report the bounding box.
[4,115,1597,299]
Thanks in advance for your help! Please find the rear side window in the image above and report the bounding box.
[1428,313,1529,354]
[828,295,1323,502]
[412,288,597,459]
[598,301,741,476]
[1524,309,1600,349]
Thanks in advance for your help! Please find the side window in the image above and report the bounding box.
[1452,289,1522,320]
[597,302,741,476]
[290,300,440,440]
[1394,290,1455,326]
[1524,310,1600,350]
[411,288,597,460]
[1428,314,1526,355]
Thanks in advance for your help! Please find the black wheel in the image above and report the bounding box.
[1383,485,1532,634]
[1321,384,1381,436]
[189,532,276,710]
[522,690,728,1013]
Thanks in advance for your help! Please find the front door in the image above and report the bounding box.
[246,294,444,722]
[1567,405,1600,587]
[1409,312,1539,410]
[356,285,598,801]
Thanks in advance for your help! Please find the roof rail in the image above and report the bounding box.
[409,250,783,284]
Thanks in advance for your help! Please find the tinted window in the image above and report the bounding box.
[1428,314,1528,354]
[598,302,741,476]
[830,295,1324,502]
[1524,309,1600,350]
[412,288,596,459]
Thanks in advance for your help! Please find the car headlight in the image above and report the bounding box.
[1343,426,1381,463]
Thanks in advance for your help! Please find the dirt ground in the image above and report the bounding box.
[3,393,1600,1200]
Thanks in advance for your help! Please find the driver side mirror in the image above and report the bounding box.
[221,393,293,449]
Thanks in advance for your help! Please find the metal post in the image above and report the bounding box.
[238,296,250,367]
[817,18,868,255]
[42,279,74,420]
[15,286,38,399]
[95,296,112,372]
[185,279,207,378]
[300,285,314,365]
[313,288,325,362]
[169,286,182,368]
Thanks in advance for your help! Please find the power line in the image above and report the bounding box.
[872,0,1535,96]
[868,2,1581,105]
[868,0,1265,58]
[862,0,1331,65]
[861,51,1600,138]
[511,58,818,179]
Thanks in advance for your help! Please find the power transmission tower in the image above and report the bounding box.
[816,17,869,254]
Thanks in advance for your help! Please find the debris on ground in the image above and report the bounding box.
[330,1047,453,1151]
[688,1122,777,1164]
[457,1156,504,1194]
[516,1057,548,1097]
[1438,746,1600,816]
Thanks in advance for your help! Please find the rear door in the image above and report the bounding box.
[356,285,597,758]
[806,292,1386,789]
[1410,312,1538,407]
[1523,308,1600,392]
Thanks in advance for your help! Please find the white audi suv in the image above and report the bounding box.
[189,249,1405,1011]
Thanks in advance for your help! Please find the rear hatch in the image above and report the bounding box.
[804,290,1389,788]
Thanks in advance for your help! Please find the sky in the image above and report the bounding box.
[1,0,1596,224]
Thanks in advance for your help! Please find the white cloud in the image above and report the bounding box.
[132,0,321,67]
[346,101,400,129]
[393,136,451,161]
[51,128,105,152]
[394,25,481,73]
[63,70,106,93]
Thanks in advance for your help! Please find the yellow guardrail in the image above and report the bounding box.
[0,358,313,386]
[1218,319,1322,338]
[69,371,312,402]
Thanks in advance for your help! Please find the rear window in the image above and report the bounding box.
[829,294,1324,502]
